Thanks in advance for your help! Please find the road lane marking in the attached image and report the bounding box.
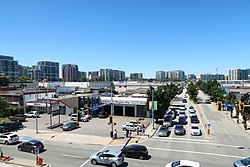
[62,154,85,159]
[150,138,246,148]
[152,137,209,142]
[79,146,107,167]
[147,146,246,159]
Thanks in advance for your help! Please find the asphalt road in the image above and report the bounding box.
[2,89,250,167]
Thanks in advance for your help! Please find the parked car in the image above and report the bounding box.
[24,111,40,118]
[121,144,148,160]
[174,124,185,135]
[0,124,10,133]
[190,124,202,136]
[122,120,144,131]
[189,108,196,114]
[205,99,211,104]
[90,149,124,167]
[9,114,27,122]
[233,156,250,167]
[165,160,200,167]
[71,113,91,122]
[4,121,23,132]
[17,140,44,154]
[0,132,19,145]
[164,115,173,127]
[98,111,109,118]
[62,121,79,131]
[158,125,169,137]
[182,99,187,103]
[190,115,199,123]
[178,115,187,125]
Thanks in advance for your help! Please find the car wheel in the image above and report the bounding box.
[111,162,117,167]
[122,128,126,131]
[5,141,9,145]
[18,147,22,151]
[30,149,34,154]
[91,159,97,165]
[139,155,144,160]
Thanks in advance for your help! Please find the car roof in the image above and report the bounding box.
[191,124,199,127]
[127,144,147,150]
[1,132,16,136]
[28,140,41,144]
[103,149,121,156]
[180,160,200,166]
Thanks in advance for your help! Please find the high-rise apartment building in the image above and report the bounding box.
[79,71,87,80]
[0,55,20,81]
[99,68,125,81]
[130,73,143,80]
[62,64,79,82]
[172,70,185,80]
[200,73,225,81]
[188,74,196,80]
[88,71,99,78]
[156,71,165,80]
[228,69,250,80]
[28,61,59,81]
[156,70,185,80]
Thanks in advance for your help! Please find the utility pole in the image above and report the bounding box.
[111,85,114,139]
[152,88,155,129]
[35,86,38,134]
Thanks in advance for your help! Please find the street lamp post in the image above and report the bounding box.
[152,88,155,129]
[111,86,114,139]
[35,86,38,134]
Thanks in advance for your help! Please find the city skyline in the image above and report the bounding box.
[1,1,250,78]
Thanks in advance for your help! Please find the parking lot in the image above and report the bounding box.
[20,113,150,139]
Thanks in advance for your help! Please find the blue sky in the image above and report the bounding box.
[0,0,249,78]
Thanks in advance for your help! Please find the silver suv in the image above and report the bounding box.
[90,149,124,167]
[0,132,19,145]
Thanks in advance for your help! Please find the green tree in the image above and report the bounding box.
[226,91,236,118]
[0,96,11,117]
[187,82,198,103]
[0,74,9,86]
[146,84,182,122]
[17,76,32,82]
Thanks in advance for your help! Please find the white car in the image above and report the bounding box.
[24,111,40,118]
[165,160,200,167]
[189,108,196,114]
[122,120,143,131]
[190,124,202,136]
[0,132,19,145]
[233,157,250,167]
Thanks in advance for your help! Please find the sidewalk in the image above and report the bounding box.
[2,118,158,167]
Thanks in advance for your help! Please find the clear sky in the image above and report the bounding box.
[0,0,249,78]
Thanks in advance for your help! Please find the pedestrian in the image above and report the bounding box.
[110,130,113,139]
[126,129,129,138]
[114,129,117,139]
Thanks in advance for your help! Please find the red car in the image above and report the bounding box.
[9,114,27,122]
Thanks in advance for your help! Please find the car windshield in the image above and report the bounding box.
[160,127,167,131]
[241,157,250,165]
[171,161,180,167]
[192,126,199,129]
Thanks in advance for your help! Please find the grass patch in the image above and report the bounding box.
[0,117,10,124]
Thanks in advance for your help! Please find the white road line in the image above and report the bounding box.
[79,146,107,167]
[62,154,85,159]
[152,136,209,142]
[150,138,243,148]
[147,147,245,159]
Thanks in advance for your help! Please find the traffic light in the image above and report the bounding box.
[239,102,244,111]
[217,101,222,111]
[108,115,113,124]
